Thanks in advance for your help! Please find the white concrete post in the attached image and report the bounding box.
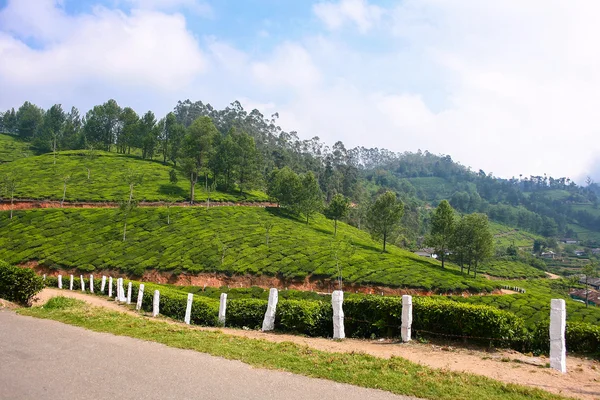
[136,284,145,311]
[218,293,227,325]
[550,299,567,373]
[69,275,73,291]
[184,293,193,324]
[90,275,94,293]
[262,288,278,331]
[43,274,46,281]
[127,282,132,304]
[80,275,85,292]
[117,278,126,302]
[401,295,413,342]
[108,277,113,298]
[332,290,345,339]
[152,290,160,317]
[100,276,106,293]
[58,275,62,289]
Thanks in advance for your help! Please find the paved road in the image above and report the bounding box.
[0,311,418,400]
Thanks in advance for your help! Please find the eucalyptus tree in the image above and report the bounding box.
[366,191,404,252]
[324,193,350,236]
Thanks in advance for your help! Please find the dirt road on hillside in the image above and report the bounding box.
[34,288,600,400]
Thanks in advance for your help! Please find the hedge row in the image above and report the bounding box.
[44,276,599,357]
[0,262,44,305]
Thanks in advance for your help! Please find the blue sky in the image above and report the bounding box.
[1,0,600,182]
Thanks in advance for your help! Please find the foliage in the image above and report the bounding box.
[366,191,404,252]
[324,193,350,236]
[425,200,455,268]
[0,261,44,305]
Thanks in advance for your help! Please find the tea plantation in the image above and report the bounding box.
[0,133,32,163]
[0,206,496,293]
[0,150,267,202]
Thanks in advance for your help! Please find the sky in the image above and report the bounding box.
[1,0,599,183]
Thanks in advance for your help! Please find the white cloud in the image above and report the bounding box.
[251,42,321,90]
[313,0,383,33]
[121,0,213,16]
[0,0,206,111]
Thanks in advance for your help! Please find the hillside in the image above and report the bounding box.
[0,206,495,293]
[0,133,32,163]
[0,150,267,202]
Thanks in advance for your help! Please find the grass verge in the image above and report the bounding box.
[17,297,567,400]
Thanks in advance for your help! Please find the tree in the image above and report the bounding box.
[16,101,44,141]
[460,213,494,278]
[366,191,404,252]
[425,200,455,268]
[330,238,355,290]
[324,193,350,236]
[60,173,71,208]
[123,168,143,205]
[118,107,139,154]
[231,130,261,195]
[160,112,177,164]
[37,104,65,155]
[267,167,301,208]
[139,111,158,159]
[260,219,275,247]
[298,172,323,224]
[582,263,598,308]
[84,144,97,180]
[1,173,17,219]
[450,216,469,274]
[181,116,218,204]
[83,100,121,151]
[119,200,138,241]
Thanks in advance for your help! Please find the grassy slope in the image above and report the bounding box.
[0,150,267,202]
[0,133,33,163]
[0,207,495,293]
[18,298,566,400]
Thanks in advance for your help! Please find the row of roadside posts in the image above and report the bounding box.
[53,274,567,373]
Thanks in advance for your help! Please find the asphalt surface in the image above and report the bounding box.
[0,310,418,400]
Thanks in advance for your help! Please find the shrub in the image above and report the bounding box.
[226,299,267,329]
[0,262,45,305]
[276,300,332,336]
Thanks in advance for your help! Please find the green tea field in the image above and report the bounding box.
[0,133,33,163]
[0,150,267,202]
[0,206,495,293]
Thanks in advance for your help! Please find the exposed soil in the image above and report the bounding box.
[0,298,19,309]
[546,272,562,280]
[28,262,499,297]
[33,288,600,400]
[0,199,278,211]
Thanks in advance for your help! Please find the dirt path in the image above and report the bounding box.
[546,272,562,280]
[35,288,600,400]
[0,199,277,211]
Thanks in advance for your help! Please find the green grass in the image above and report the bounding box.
[17,298,567,400]
[489,222,543,249]
[0,207,495,293]
[0,150,267,202]
[447,279,600,327]
[0,133,33,163]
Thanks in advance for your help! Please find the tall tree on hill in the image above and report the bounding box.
[61,107,82,150]
[582,263,598,308]
[123,168,143,205]
[425,200,455,268]
[324,193,350,236]
[267,167,301,208]
[36,104,65,154]
[16,101,44,141]
[168,122,185,167]
[462,213,494,278]
[139,111,158,159]
[211,129,237,190]
[366,191,404,252]
[298,172,323,224]
[118,107,139,154]
[83,100,121,151]
[232,129,261,195]
[451,216,470,274]
[2,108,17,134]
[181,116,218,204]
[160,112,177,164]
